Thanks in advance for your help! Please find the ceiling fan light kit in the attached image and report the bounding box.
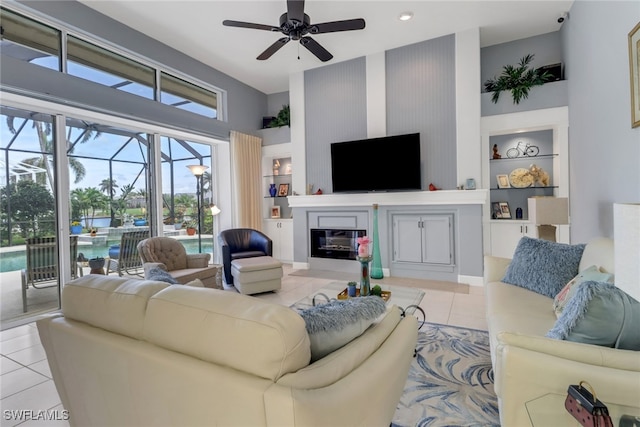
[223,0,365,62]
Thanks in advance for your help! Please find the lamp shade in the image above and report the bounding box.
[186,164,209,176]
[528,197,569,225]
[614,203,640,302]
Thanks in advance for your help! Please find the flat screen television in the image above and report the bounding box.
[330,133,421,193]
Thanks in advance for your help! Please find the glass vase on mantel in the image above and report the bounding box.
[370,204,384,279]
[357,255,372,296]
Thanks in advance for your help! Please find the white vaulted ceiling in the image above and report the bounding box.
[78,0,573,94]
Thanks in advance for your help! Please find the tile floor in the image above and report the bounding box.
[0,265,487,427]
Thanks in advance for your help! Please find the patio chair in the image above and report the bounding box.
[21,235,79,313]
[105,230,149,276]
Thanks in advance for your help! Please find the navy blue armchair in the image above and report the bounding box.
[219,228,272,284]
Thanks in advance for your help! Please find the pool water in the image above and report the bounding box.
[0,240,213,273]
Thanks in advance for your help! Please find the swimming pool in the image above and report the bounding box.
[0,240,213,273]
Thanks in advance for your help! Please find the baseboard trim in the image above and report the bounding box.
[458,275,484,287]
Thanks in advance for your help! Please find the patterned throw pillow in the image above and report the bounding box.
[502,237,586,298]
[553,265,614,317]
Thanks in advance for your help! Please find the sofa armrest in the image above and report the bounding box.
[186,253,210,268]
[484,255,511,284]
[494,331,640,427]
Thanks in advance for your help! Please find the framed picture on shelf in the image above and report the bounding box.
[499,202,512,219]
[270,206,281,219]
[492,202,503,219]
[496,174,511,188]
[278,183,289,197]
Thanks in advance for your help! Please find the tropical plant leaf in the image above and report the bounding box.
[483,54,553,104]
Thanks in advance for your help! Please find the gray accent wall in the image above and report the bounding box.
[304,57,368,194]
[7,0,267,136]
[563,1,640,241]
[386,35,457,190]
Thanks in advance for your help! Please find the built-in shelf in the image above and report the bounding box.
[489,154,558,162]
[492,186,558,190]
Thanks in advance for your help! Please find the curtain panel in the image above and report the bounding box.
[230,130,262,230]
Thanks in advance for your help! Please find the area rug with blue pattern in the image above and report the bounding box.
[392,322,500,427]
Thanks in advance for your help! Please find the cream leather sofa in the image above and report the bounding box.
[484,237,640,426]
[37,275,417,427]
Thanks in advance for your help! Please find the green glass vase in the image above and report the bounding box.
[370,204,384,279]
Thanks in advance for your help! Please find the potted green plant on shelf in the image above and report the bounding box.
[268,104,290,128]
[484,54,553,104]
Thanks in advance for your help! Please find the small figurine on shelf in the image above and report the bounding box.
[428,183,439,191]
[493,144,502,159]
[529,164,550,186]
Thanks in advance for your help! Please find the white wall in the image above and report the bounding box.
[564,1,640,241]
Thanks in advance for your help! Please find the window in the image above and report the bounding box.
[0,7,60,71]
[1,5,223,120]
[67,35,155,100]
[160,72,217,119]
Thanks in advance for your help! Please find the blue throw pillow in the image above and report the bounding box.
[546,281,640,350]
[503,237,586,298]
[298,296,386,361]
[146,266,179,284]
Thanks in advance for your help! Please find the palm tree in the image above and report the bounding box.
[6,116,100,189]
[99,178,118,197]
[71,187,108,230]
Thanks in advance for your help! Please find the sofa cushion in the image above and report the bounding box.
[503,237,586,298]
[298,296,386,362]
[62,275,169,339]
[146,266,179,284]
[546,281,640,350]
[143,286,311,381]
[553,265,614,317]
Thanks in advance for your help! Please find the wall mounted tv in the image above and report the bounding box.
[331,133,421,193]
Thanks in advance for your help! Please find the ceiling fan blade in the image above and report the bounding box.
[300,36,333,62]
[310,18,366,34]
[223,20,280,32]
[257,37,290,60]
[287,0,305,25]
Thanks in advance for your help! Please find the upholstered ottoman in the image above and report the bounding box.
[231,256,282,295]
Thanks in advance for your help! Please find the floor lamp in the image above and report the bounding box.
[187,164,209,253]
[528,197,569,242]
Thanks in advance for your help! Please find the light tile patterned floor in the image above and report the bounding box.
[0,265,486,427]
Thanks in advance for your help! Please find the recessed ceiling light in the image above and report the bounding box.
[398,12,413,21]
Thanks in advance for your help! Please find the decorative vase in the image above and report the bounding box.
[88,257,105,275]
[269,183,277,197]
[370,204,384,279]
[357,255,372,296]
[108,245,120,259]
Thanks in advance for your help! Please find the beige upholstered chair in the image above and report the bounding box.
[137,237,222,289]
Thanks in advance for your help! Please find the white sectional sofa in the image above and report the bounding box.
[37,275,417,427]
[484,237,640,426]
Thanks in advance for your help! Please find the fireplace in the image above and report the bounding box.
[310,229,366,260]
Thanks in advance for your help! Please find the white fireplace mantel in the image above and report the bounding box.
[287,190,488,209]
